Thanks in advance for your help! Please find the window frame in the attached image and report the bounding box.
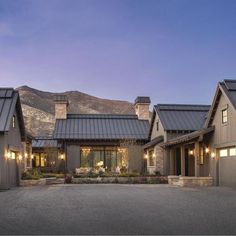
[222,108,228,124]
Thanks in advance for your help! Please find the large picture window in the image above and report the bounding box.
[80,146,128,171]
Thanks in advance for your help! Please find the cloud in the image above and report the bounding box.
[0,23,14,37]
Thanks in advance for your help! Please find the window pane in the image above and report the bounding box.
[148,150,155,166]
[229,148,236,156]
[222,109,228,123]
[80,147,91,168]
[220,149,228,157]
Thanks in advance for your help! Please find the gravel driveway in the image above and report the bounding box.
[0,184,236,235]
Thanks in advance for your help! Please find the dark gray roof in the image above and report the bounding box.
[135,96,151,104]
[161,126,214,148]
[32,138,58,148]
[143,135,164,149]
[53,114,149,140]
[154,104,210,132]
[0,88,25,138]
[220,80,236,110]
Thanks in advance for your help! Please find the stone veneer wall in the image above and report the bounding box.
[55,103,67,119]
[155,145,164,175]
[135,104,150,120]
[168,176,213,187]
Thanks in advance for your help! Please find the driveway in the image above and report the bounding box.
[0,184,236,235]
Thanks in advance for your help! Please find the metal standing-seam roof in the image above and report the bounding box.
[154,104,210,132]
[220,80,236,110]
[32,138,58,148]
[53,114,150,140]
[0,88,25,139]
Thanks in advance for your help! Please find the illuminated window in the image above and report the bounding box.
[222,109,228,124]
[12,115,16,128]
[229,148,236,156]
[219,149,228,157]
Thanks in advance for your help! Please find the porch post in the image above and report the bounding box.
[170,148,175,175]
[164,148,170,175]
[194,142,200,177]
[180,145,185,176]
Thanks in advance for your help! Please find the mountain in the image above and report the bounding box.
[16,86,135,137]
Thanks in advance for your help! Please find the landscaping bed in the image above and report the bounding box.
[20,169,168,186]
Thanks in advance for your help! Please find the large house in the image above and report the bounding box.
[0,88,26,189]
[143,104,210,175]
[145,80,236,187]
[52,96,150,173]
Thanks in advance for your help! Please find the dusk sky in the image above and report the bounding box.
[0,0,236,105]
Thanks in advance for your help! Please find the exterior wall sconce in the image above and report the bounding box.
[211,152,216,159]
[144,154,148,159]
[19,155,22,161]
[7,151,11,159]
[60,153,65,160]
[205,147,210,154]
[31,155,34,159]
[25,153,28,158]
[189,150,194,155]
[152,153,156,158]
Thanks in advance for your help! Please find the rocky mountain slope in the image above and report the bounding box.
[17,86,135,137]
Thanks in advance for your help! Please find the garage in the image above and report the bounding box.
[219,147,236,187]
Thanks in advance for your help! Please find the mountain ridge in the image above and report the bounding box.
[16,86,135,136]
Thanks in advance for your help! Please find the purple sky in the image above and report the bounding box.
[0,0,236,105]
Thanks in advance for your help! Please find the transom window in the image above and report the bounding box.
[219,149,228,157]
[222,108,228,124]
[229,148,236,156]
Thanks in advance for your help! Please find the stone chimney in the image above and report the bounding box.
[54,95,68,119]
[134,96,151,120]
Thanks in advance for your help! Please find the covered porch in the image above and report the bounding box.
[161,127,214,186]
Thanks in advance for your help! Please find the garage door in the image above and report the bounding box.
[219,148,236,187]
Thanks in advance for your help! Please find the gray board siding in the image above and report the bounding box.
[54,114,149,140]
[0,89,18,131]
[154,104,210,131]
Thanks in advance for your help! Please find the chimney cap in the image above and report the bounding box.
[54,94,68,103]
[135,96,151,105]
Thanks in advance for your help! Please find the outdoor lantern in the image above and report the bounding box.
[60,153,65,160]
[31,155,34,159]
[189,150,194,155]
[19,155,22,161]
[7,151,11,159]
[205,147,210,154]
[211,152,216,158]
[25,153,28,158]
[144,154,148,159]
[152,153,156,158]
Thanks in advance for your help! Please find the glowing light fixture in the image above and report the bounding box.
[19,155,22,161]
[7,151,11,159]
[60,154,65,160]
[211,152,216,158]
[25,153,28,158]
[144,154,148,159]
[205,147,210,154]
[189,150,194,155]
